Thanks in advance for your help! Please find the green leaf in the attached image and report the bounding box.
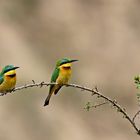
[84,102,92,111]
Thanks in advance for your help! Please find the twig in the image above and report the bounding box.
[0,81,140,135]
[133,110,140,122]
[92,101,108,108]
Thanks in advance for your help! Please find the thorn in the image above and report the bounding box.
[95,86,99,92]
[123,108,126,112]
[40,81,44,88]
[113,100,117,104]
[32,80,35,84]
[91,88,95,96]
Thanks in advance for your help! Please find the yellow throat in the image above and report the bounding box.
[0,70,17,93]
[57,63,72,84]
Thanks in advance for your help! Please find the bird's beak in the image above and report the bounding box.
[69,59,78,63]
[13,66,20,70]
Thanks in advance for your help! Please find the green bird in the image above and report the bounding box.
[0,65,19,95]
[44,58,78,106]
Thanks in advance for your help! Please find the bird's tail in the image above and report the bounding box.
[44,92,52,106]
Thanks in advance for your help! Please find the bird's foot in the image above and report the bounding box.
[9,88,14,93]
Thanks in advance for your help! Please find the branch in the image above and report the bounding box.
[65,83,140,135]
[84,101,108,111]
[91,101,108,108]
[0,81,140,135]
[133,110,140,122]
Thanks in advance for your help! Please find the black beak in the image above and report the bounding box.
[69,59,78,63]
[13,66,20,70]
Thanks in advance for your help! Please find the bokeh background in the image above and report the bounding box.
[0,0,140,140]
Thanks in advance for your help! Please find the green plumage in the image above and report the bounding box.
[44,58,78,106]
[0,65,19,95]
[0,75,4,85]
[51,67,60,83]
[49,59,70,96]
[49,67,60,94]
[0,65,15,85]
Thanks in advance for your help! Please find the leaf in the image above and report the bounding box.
[84,102,92,111]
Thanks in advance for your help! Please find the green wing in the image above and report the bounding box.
[0,75,4,85]
[49,68,60,93]
[51,68,60,82]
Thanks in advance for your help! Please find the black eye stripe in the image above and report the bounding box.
[63,66,71,69]
[7,74,16,78]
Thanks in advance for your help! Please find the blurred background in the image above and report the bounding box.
[0,0,140,140]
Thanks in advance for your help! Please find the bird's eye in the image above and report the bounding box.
[63,66,71,69]
[7,74,16,78]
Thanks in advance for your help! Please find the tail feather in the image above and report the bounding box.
[44,85,62,106]
[44,92,52,106]
[54,86,62,95]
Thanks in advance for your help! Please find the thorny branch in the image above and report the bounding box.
[0,81,140,135]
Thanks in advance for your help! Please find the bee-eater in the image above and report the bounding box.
[0,65,19,95]
[44,58,78,106]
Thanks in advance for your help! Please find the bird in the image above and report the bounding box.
[44,58,78,106]
[0,65,19,95]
